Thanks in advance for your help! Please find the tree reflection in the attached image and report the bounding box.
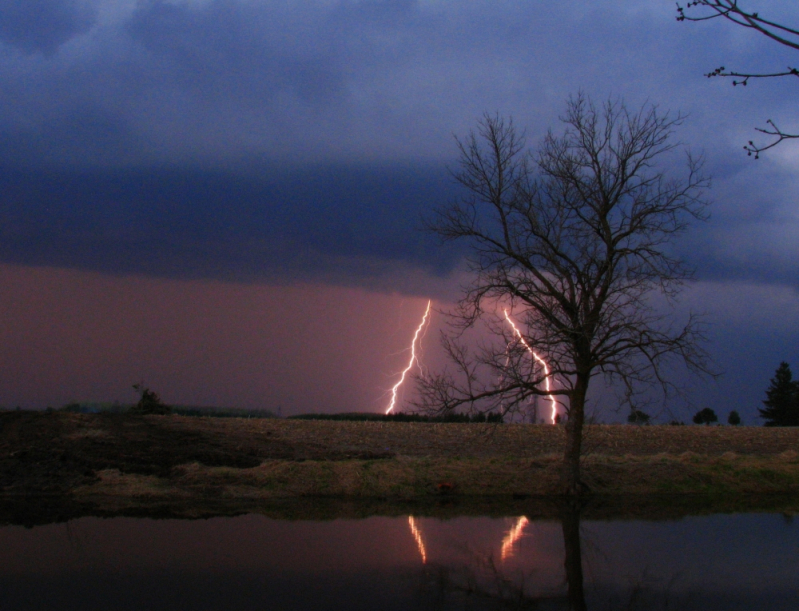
[417,549,558,610]
[560,502,587,611]
[413,503,691,610]
[414,504,588,610]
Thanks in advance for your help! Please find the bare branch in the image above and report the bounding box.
[677,2,799,155]
[744,119,799,159]
[677,2,799,50]
[705,66,799,86]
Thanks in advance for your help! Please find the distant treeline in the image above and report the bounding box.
[59,402,277,419]
[59,402,128,414]
[289,411,504,423]
[53,403,499,422]
[171,406,277,419]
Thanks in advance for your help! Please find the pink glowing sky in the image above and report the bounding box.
[0,263,440,414]
[2,260,798,422]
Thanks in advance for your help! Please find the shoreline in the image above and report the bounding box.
[3,489,799,528]
[70,449,799,501]
[3,411,799,507]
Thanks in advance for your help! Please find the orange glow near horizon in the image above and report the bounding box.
[385,300,432,414]
[408,516,427,563]
[503,309,558,424]
[500,516,529,561]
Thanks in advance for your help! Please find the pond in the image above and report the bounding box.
[0,503,797,610]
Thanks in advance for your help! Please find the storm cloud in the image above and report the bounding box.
[0,0,796,290]
[0,0,96,54]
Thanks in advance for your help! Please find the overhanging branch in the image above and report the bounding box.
[677,2,799,156]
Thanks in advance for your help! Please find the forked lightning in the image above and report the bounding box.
[385,300,432,414]
[503,309,558,424]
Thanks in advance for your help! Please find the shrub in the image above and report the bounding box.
[130,383,171,415]
[693,407,718,425]
[728,410,742,426]
[627,409,651,425]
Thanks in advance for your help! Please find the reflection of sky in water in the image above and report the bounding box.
[581,514,799,609]
[0,513,796,610]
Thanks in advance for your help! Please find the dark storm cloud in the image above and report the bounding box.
[678,155,799,288]
[125,0,348,106]
[0,1,697,168]
[0,162,463,285]
[0,0,96,55]
[0,0,796,289]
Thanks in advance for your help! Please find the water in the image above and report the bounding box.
[0,509,797,610]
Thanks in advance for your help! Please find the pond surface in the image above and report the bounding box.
[1,509,797,610]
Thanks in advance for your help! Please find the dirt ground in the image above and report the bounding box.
[3,410,799,496]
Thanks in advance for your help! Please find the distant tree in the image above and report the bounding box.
[693,407,718,425]
[627,409,651,425]
[676,1,799,157]
[130,382,171,415]
[727,410,741,426]
[759,362,799,426]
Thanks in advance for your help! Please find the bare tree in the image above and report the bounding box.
[677,1,799,157]
[416,95,712,496]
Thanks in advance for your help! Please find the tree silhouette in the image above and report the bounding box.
[677,1,799,157]
[627,409,651,425]
[416,94,712,496]
[728,410,741,425]
[693,407,718,425]
[759,362,799,426]
[130,382,171,415]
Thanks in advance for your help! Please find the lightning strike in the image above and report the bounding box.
[503,309,558,424]
[408,516,427,563]
[386,300,432,414]
[500,516,529,561]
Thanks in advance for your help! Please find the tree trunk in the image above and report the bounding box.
[561,374,588,496]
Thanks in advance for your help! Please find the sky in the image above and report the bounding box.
[1,0,798,422]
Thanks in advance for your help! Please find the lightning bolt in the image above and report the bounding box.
[503,309,558,424]
[386,300,432,414]
[408,516,427,563]
[500,516,529,561]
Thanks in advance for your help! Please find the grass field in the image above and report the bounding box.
[2,411,799,501]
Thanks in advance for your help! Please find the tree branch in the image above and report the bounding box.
[677,2,799,156]
[744,119,799,158]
